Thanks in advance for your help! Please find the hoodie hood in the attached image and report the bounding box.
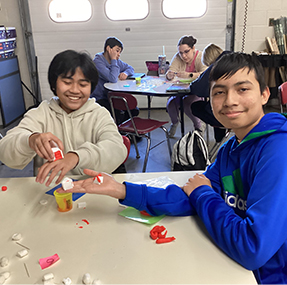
[240,112,287,144]
[48,97,97,118]
[225,112,287,153]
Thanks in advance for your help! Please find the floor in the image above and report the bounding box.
[124,108,217,173]
[0,102,281,178]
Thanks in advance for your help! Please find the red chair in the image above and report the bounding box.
[108,91,171,172]
[145,60,170,76]
[122,135,130,164]
[278,81,287,113]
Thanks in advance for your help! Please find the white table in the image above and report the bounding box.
[104,76,188,137]
[0,172,256,284]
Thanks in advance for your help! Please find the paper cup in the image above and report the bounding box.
[54,190,73,212]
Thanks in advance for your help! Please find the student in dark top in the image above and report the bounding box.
[190,43,230,142]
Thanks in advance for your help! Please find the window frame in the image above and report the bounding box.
[161,0,207,19]
[104,0,149,21]
[48,0,93,23]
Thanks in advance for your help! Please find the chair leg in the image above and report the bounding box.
[131,135,140,159]
[142,136,151,172]
[160,126,172,157]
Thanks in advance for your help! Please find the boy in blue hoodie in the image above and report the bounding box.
[59,53,287,284]
[90,37,139,123]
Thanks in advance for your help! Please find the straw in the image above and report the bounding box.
[163,46,165,56]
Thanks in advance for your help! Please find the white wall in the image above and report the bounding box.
[235,0,287,53]
[27,0,227,107]
[0,0,34,118]
[3,0,287,110]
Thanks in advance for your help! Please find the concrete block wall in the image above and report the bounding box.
[235,0,287,53]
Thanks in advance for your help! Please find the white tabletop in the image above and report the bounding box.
[104,76,176,96]
[0,172,256,284]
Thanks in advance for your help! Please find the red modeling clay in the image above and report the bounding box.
[150,231,158,240]
[156,236,176,244]
[1,186,7,191]
[158,230,167,238]
[152,225,166,233]
[150,225,166,240]
[150,225,175,244]
[140,210,152,216]
[82,219,90,225]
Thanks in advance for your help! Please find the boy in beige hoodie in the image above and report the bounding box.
[0,50,127,186]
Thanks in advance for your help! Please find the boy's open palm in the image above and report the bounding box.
[57,169,126,200]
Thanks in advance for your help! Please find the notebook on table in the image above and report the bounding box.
[166,83,191,93]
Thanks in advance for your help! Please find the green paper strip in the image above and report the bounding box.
[119,207,165,225]
[179,79,193,83]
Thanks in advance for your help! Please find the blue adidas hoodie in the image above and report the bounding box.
[121,112,287,284]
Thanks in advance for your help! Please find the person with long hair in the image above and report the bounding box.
[166,35,207,137]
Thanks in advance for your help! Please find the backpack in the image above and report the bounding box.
[171,130,210,171]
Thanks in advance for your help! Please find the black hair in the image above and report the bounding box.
[48,50,99,96]
[209,52,267,93]
[177,35,197,48]
[104,37,123,52]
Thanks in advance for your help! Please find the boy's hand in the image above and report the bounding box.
[182,173,212,196]
[118,72,128,80]
[108,46,119,60]
[57,169,126,200]
[35,152,79,186]
[29,132,64,161]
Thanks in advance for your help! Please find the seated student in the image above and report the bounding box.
[58,52,287,284]
[91,36,139,124]
[190,43,230,142]
[165,35,207,137]
[0,50,127,186]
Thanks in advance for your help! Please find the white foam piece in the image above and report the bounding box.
[62,277,72,285]
[62,177,74,191]
[43,273,54,281]
[82,273,91,284]
[11,233,22,241]
[77,202,87,209]
[0,256,9,267]
[17,249,28,258]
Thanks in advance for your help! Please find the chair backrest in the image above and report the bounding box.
[108,91,138,126]
[279,81,287,105]
[278,81,287,113]
[145,61,170,76]
[108,92,138,111]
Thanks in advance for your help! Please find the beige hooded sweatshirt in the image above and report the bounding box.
[0,97,127,174]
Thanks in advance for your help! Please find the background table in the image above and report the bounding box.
[0,172,256,284]
[104,76,188,137]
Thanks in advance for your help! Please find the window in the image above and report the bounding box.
[162,0,207,19]
[105,0,149,21]
[48,0,92,22]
